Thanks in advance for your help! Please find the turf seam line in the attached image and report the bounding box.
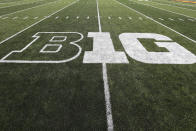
[114,0,196,43]
[0,0,79,45]
[96,0,114,131]
[0,0,61,17]
[131,0,196,19]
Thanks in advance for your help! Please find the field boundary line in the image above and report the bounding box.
[115,0,196,43]
[96,0,114,131]
[0,0,61,17]
[130,0,196,19]
[151,1,196,11]
[0,0,79,45]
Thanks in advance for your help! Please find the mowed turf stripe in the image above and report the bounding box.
[98,0,196,130]
[0,0,58,17]
[130,0,196,19]
[0,0,73,42]
[0,0,44,9]
[151,1,196,11]
[0,0,107,129]
[119,0,196,41]
[153,0,196,9]
[0,0,23,4]
[0,0,78,45]
[0,0,39,8]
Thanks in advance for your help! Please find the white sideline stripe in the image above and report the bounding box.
[96,0,114,131]
[0,0,79,45]
[114,0,196,43]
[0,0,61,17]
[133,1,196,19]
[151,1,196,11]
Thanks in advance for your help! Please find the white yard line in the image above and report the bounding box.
[0,0,61,17]
[96,0,114,131]
[131,0,196,19]
[0,0,79,45]
[115,0,196,43]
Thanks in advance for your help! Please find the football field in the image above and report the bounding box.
[0,0,196,130]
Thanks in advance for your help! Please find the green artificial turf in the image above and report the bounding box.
[0,0,195,130]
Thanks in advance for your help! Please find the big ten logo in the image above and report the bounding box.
[0,32,83,63]
[0,32,195,64]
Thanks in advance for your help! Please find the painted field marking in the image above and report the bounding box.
[114,0,196,43]
[12,16,18,19]
[66,16,69,19]
[40,44,62,53]
[96,0,114,131]
[139,17,143,20]
[158,18,164,20]
[188,18,195,21]
[130,0,196,19]
[2,17,8,19]
[0,0,61,17]
[168,18,174,21]
[128,16,132,19]
[76,16,79,19]
[34,16,39,19]
[86,16,90,19]
[118,16,122,19]
[55,16,59,19]
[0,32,83,63]
[108,16,111,19]
[0,0,79,45]
[45,15,50,18]
[178,18,184,21]
[23,16,28,19]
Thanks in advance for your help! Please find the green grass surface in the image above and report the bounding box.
[0,0,195,130]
